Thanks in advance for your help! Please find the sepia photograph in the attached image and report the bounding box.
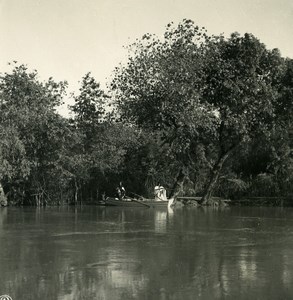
[0,0,293,299]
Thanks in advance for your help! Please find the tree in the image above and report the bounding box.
[69,73,139,202]
[0,63,68,205]
[198,32,284,203]
[70,73,107,143]
[111,19,286,204]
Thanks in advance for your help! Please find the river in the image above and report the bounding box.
[1,206,293,300]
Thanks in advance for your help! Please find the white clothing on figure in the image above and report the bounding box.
[154,185,167,201]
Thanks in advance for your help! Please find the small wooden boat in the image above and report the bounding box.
[105,197,169,208]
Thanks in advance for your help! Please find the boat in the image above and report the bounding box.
[104,197,169,208]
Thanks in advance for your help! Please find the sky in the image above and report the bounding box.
[0,0,292,115]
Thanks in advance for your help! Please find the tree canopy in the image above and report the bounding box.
[111,19,291,203]
[0,20,293,206]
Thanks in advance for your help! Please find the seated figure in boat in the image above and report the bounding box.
[154,183,167,201]
[116,182,126,200]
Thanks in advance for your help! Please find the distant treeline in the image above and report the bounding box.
[0,20,292,206]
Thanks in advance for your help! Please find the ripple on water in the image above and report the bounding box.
[51,230,159,237]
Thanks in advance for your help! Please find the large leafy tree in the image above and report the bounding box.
[0,64,68,204]
[111,19,286,203]
[263,58,293,196]
[69,73,139,201]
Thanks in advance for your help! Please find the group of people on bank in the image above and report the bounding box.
[115,182,167,201]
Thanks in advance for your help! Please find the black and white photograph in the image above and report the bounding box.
[0,0,293,299]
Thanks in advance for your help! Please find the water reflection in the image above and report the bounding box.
[238,248,257,280]
[1,206,293,299]
[154,210,167,233]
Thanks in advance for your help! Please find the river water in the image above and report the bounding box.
[1,206,293,300]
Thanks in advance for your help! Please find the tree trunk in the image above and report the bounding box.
[169,167,188,199]
[201,148,234,205]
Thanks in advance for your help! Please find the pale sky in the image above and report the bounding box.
[0,0,292,115]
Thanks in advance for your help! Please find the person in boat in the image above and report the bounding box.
[154,183,167,201]
[116,182,126,200]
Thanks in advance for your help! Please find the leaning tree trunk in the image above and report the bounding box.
[201,147,236,206]
[169,167,188,199]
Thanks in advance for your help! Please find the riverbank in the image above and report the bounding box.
[1,196,292,207]
[176,196,293,207]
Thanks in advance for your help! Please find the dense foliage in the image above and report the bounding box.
[0,20,292,206]
[111,20,293,203]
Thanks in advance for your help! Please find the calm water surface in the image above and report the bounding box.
[1,206,293,300]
